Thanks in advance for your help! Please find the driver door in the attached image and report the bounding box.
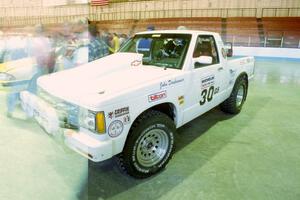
[183,35,225,123]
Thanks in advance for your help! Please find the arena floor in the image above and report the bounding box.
[1,57,300,200]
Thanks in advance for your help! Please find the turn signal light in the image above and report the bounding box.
[96,112,106,134]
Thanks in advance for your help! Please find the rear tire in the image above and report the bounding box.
[221,75,248,114]
[116,110,176,179]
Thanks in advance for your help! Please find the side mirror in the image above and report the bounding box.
[225,42,233,57]
[193,56,213,66]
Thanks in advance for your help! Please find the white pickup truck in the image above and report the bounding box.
[20,30,254,178]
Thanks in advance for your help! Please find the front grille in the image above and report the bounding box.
[38,87,79,129]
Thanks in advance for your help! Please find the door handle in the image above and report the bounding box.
[218,67,224,71]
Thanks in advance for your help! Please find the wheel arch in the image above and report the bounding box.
[132,102,178,127]
[121,102,178,150]
[237,72,248,86]
[235,72,249,96]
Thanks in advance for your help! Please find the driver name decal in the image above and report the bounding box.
[160,78,184,89]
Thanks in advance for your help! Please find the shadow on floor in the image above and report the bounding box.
[78,95,269,200]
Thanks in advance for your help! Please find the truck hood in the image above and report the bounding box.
[38,53,179,107]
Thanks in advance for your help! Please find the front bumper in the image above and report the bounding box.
[20,91,113,162]
[64,129,112,162]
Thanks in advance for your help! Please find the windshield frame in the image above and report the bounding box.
[119,33,192,70]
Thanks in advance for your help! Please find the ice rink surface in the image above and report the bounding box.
[0,57,300,200]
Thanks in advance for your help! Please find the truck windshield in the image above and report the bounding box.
[119,33,191,70]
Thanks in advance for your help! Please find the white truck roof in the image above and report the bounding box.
[136,30,218,36]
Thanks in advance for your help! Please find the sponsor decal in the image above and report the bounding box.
[240,59,251,65]
[108,120,124,138]
[201,75,215,89]
[115,107,129,118]
[108,107,130,119]
[123,115,131,125]
[214,87,220,95]
[148,91,167,102]
[160,78,184,89]
[108,111,114,119]
[178,95,184,105]
[131,60,142,67]
[240,60,245,65]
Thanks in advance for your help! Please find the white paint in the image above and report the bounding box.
[20,30,255,164]
[233,46,300,59]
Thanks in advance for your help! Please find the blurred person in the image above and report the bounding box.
[119,34,126,47]
[72,17,89,41]
[55,19,97,71]
[6,24,53,117]
[0,31,6,63]
[54,22,84,70]
[4,35,28,61]
[88,23,109,62]
[137,25,155,56]
[119,34,129,48]
[101,30,110,47]
[109,33,120,54]
[147,25,155,31]
[29,24,53,84]
[70,18,89,66]
[97,29,110,57]
[3,33,27,117]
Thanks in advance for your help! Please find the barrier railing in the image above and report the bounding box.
[92,8,258,21]
[226,34,300,48]
[262,8,300,17]
[1,7,300,25]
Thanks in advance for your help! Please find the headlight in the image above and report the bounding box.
[0,72,15,81]
[79,109,106,134]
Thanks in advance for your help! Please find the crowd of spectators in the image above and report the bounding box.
[0,18,131,118]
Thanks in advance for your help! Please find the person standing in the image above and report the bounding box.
[6,24,52,117]
[109,33,120,54]
[88,24,109,62]
[27,24,52,94]
[0,31,6,63]
[137,25,155,56]
[100,30,110,48]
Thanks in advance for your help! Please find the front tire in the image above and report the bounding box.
[221,75,248,114]
[116,110,176,179]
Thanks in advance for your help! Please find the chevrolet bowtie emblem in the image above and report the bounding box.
[131,60,141,67]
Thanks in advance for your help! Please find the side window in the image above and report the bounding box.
[193,35,219,68]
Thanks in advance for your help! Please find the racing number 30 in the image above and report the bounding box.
[200,86,215,105]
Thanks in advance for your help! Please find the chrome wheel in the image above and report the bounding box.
[236,85,245,107]
[136,128,169,168]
